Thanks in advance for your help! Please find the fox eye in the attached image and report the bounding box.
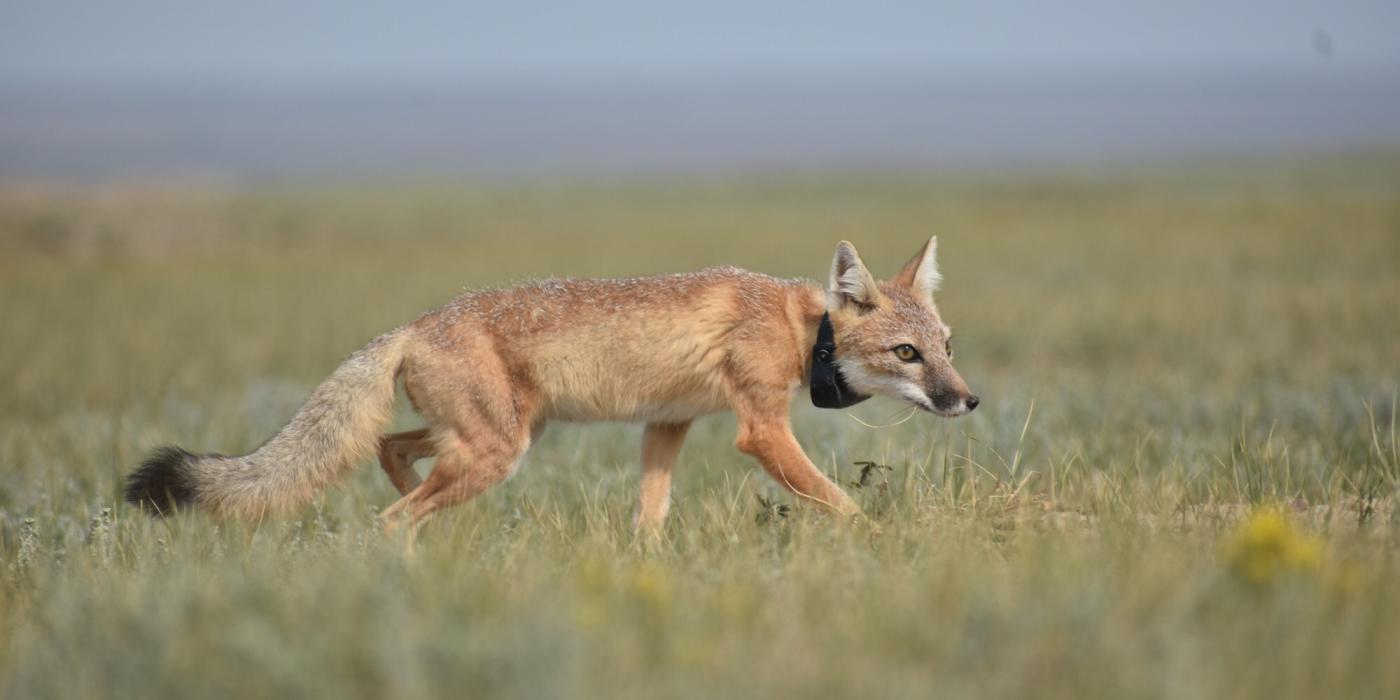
[893,344,921,362]
[945,340,954,360]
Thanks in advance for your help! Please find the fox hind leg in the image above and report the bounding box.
[382,427,531,535]
[382,344,541,533]
[376,428,435,495]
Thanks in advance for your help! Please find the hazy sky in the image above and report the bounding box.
[4,1,1398,85]
[5,1,1397,178]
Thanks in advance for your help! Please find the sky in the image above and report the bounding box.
[2,2,1397,179]
[4,1,1398,86]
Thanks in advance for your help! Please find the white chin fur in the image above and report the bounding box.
[837,362,948,415]
[836,362,974,417]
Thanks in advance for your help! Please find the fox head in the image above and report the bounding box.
[824,237,979,417]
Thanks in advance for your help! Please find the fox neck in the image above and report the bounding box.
[794,283,828,376]
[798,286,872,409]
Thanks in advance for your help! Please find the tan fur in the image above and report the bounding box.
[636,422,691,538]
[149,238,976,534]
[189,331,409,520]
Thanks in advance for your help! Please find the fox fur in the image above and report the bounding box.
[126,238,977,533]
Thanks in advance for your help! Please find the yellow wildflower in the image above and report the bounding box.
[1222,507,1324,585]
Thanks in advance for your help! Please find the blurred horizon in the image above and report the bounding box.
[3,1,1398,181]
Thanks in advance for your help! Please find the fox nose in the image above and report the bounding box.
[966,395,980,412]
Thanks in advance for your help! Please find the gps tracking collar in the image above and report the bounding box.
[809,312,871,409]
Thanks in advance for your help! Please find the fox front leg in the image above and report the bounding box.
[733,411,860,516]
[635,421,691,541]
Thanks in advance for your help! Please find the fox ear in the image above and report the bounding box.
[892,235,941,300]
[828,241,880,309]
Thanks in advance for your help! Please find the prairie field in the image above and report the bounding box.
[1,160,1399,699]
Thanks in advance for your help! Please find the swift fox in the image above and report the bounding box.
[126,237,978,534]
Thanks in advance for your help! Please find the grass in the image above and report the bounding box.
[2,159,1399,698]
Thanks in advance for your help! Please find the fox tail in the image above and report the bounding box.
[125,330,409,520]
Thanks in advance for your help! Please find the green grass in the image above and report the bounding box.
[2,160,1399,699]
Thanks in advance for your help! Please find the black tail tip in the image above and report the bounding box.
[125,446,199,516]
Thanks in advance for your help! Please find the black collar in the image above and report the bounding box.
[809,312,870,409]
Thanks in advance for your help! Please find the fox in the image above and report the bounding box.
[125,237,978,536]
